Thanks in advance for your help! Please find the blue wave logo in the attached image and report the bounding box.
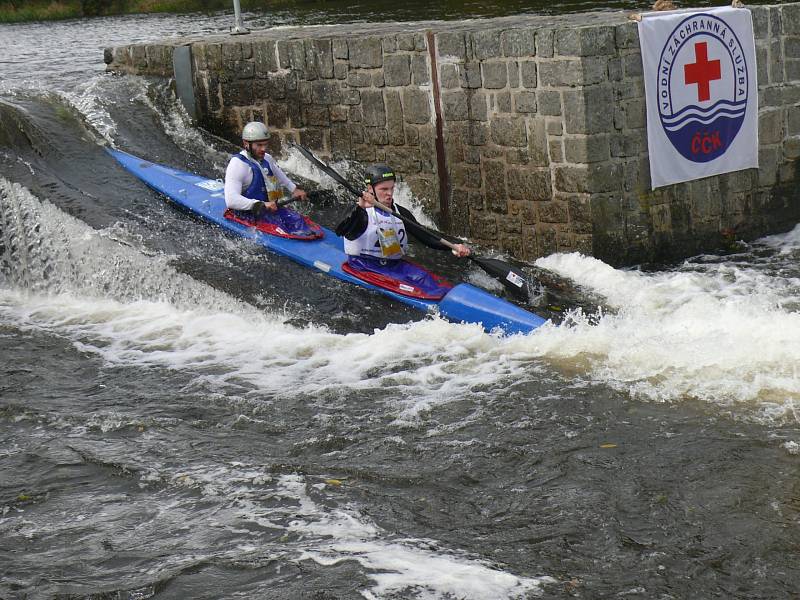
[657,14,749,163]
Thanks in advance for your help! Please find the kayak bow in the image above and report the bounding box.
[106,148,547,335]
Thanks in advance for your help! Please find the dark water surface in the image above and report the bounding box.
[2,8,800,600]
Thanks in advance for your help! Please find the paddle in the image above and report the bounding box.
[289,142,530,297]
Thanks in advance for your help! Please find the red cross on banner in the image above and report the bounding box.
[684,41,721,103]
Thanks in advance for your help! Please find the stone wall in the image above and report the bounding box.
[105,5,800,266]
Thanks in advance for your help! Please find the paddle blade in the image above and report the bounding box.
[471,256,530,297]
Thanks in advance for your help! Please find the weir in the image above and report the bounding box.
[105,3,800,266]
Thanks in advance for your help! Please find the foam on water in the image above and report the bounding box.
[532,251,800,420]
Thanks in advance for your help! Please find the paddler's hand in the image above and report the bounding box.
[266,200,278,212]
[292,187,308,201]
[358,190,376,209]
[251,201,267,218]
[451,243,471,258]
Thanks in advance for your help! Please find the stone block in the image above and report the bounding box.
[528,118,550,166]
[334,62,348,80]
[472,29,503,60]
[786,58,800,82]
[411,54,430,85]
[783,4,800,35]
[538,58,601,87]
[615,22,639,50]
[508,167,551,201]
[440,64,459,89]
[467,122,488,145]
[490,117,527,147]
[759,108,785,145]
[382,36,398,54]
[311,80,340,105]
[364,127,389,145]
[372,72,385,87]
[751,6,769,39]
[222,42,243,64]
[482,61,508,89]
[506,148,530,164]
[349,37,383,68]
[333,38,348,60]
[403,88,431,124]
[508,61,520,88]
[536,200,569,223]
[384,54,411,86]
[549,139,564,163]
[514,91,537,113]
[460,63,482,88]
[788,104,800,134]
[520,60,537,89]
[556,26,615,57]
[342,88,361,105]
[235,60,254,79]
[563,85,614,134]
[502,28,536,57]
[469,91,489,121]
[537,90,561,115]
[785,37,800,60]
[756,44,769,86]
[131,45,147,69]
[453,164,482,188]
[536,29,555,58]
[347,71,372,87]
[361,90,386,126]
[278,40,305,70]
[555,162,621,193]
[437,32,467,60]
[564,135,610,163]
[311,39,334,78]
[302,105,330,127]
[607,57,622,82]
[471,213,498,237]
[385,90,405,145]
[494,91,512,113]
[397,34,417,51]
[442,90,469,121]
[330,105,348,122]
[623,53,643,78]
[252,40,278,75]
[771,39,784,84]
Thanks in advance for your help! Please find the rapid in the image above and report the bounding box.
[2,7,800,600]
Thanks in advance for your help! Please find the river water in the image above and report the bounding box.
[2,8,800,600]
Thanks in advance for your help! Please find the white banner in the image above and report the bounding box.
[638,7,758,189]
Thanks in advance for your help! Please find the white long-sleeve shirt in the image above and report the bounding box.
[223,151,297,210]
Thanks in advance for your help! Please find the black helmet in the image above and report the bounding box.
[364,164,396,186]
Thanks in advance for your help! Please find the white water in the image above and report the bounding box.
[4,176,800,425]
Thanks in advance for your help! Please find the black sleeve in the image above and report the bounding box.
[395,204,451,252]
[334,205,369,240]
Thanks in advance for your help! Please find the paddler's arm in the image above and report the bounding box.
[224,157,264,211]
[334,205,369,239]
[395,205,471,257]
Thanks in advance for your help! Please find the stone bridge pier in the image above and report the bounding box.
[106,4,800,265]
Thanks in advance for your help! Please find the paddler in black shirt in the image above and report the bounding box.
[335,164,470,299]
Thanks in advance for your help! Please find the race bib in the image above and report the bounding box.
[377,227,402,257]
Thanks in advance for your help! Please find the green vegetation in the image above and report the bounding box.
[0,0,272,23]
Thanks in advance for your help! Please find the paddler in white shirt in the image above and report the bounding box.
[335,164,470,299]
[223,121,311,235]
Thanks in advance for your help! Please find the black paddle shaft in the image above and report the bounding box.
[290,143,530,297]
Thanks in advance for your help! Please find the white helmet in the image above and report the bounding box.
[242,121,270,142]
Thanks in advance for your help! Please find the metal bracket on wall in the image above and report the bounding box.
[172,45,196,121]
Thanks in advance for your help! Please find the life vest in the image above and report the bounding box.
[343,206,408,260]
[233,152,284,203]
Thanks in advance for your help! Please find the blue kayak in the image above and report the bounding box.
[107,148,547,335]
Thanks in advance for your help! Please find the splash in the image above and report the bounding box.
[532,252,800,421]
